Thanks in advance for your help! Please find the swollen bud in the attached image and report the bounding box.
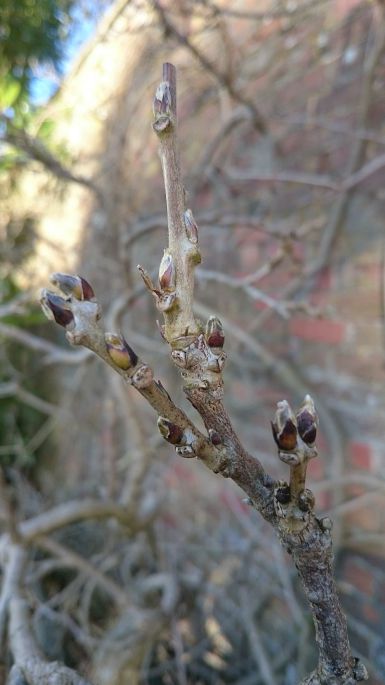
[50,273,95,301]
[271,400,298,451]
[157,416,184,445]
[208,429,222,446]
[105,333,138,370]
[153,81,172,117]
[296,395,318,446]
[183,209,199,244]
[205,317,225,349]
[158,252,175,292]
[40,291,74,329]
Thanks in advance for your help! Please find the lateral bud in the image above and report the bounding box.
[205,317,225,349]
[40,291,74,329]
[183,209,199,244]
[296,394,318,446]
[157,417,185,445]
[153,81,172,117]
[105,333,138,370]
[50,273,95,301]
[208,429,222,446]
[298,489,315,512]
[271,400,298,452]
[158,252,176,292]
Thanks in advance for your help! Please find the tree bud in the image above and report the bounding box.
[184,209,198,244]
[298,489,315,512]
[40,291,74,328]
[50,273,95,301]
[271,400,298,451]
[296,394,318,445]
[208,429,222,445]
[275,485,291,505]
[105,333,138,370]
[153,81,172,117]
[157,417,184,445]
[205,317,225,348]
[158,252,175,292]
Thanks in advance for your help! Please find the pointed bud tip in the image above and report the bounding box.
[272,400,298,451]
[296,395,318,445]
[205,317,225,348]
[158,252,175,292]
[50,273,95,301]
[184,209,199,244]
[40,291,74,328]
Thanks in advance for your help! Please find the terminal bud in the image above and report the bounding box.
[271,400,298,451]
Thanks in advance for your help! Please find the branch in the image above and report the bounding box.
[148,63,367,685]
[40,273,224,470]
[1,543,91,685]
[18,498,139,542]
[40,63,368,685]
[152,2,267,133]
[1,117,100,198]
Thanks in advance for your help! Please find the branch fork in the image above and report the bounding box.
[39,63,368,685]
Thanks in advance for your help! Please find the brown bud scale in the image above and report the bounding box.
[105,333,138,370]
[159,252,175,292]
[272,400,298,451]
[205,317,225,348]
[157,417,184,445]
[184,209,199,244]
[41,292,74,329]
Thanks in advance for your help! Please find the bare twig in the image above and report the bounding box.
[152,2,267,132]
[1,117,100,198]
[39,63,368,685]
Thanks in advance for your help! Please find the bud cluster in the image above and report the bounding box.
[40,273,96,331]
[271,395,318,452]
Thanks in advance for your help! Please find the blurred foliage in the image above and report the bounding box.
[0,210,50,469]
[0,0,75,98]
[0,276,50,469]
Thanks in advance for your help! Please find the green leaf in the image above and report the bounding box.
[0,77,22,110]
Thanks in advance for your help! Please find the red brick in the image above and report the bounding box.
[344,562,375,596]
[349,442,372,470]
[308,458,325,481]
[361,603,380,624]
[289,317,347,345]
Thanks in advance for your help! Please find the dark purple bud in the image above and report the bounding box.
[158,252,175,292]
[79,276,95,301]
[157,417,184,445]
[205,317,225,348]
[208,429,222,446]
[50,273,95,301]
[271,400,298,451]
[105,333,138,370]
[40,291,74,328]
[184,209,199,244]
[275,485,291,505]
[296,395,318,445]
